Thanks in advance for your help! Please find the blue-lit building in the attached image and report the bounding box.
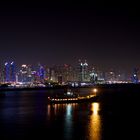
[10,62,16,82]
[38,65,45,82]
[3,62,16,83]
[4,62,10,82]
[39,66,45,79]
[131,68,139,83]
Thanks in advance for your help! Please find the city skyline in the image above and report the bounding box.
[0,60,132,85]
[0,1,140,71]
[0,60,134,74]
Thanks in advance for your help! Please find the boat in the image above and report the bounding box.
[47,89,98,104]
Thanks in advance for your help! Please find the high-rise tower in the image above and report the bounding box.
[10,62,16,82]
[4,62,10,82]
[78,60,89,82]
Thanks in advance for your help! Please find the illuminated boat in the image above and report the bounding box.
[48,89,98,104]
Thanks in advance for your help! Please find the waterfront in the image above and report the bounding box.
[0,86,140,140]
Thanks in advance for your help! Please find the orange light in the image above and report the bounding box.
[93,88,98,93]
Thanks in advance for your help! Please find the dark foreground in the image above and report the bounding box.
[0,84,140,140]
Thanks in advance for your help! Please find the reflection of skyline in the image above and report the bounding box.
[46,103,78,139]
[89,103,102,140]
[46,103,78,119]
[64,104,73,140]
[46,103,102,140]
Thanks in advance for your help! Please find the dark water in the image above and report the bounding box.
[0,88,140,140]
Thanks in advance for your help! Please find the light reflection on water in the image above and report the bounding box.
[0,88,139,139]
[89,103,101,140]
[0,90,102,139]
[46,103,101,140]
[64,104,73,140]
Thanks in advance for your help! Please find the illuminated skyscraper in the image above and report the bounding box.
[38,64,45,82]
[131,68,139,83]
[39,66,45,79]
[4,62,10,82]
[78,60,89,82]
[18,64,28,82]
[10,62,16,82]
[90,68,98,83]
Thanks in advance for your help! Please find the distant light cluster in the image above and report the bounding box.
[0,60,139,87]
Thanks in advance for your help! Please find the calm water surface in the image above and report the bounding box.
[0,89,139,140]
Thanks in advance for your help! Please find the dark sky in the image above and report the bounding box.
[0,1,140,71]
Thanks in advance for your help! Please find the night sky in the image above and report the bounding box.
[0,1,140,71]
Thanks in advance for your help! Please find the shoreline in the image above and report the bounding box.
[0,83,140,92]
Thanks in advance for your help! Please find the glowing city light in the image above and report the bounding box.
[22,64,27,67]
[5,62,8,66]
[93,88,98,93]
[11,62,14,65]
